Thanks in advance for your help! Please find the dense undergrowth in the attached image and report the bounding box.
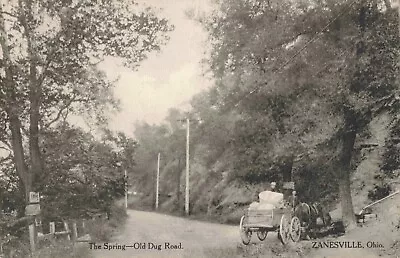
[0,203,127,258]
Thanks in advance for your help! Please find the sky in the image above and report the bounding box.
[100,0,213,137]
[0,0,214,159]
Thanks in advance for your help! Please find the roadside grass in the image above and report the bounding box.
[85,204,127,242]
[190,242,313,258]
[201,246,242,258]
[183,246,240,258]
[35,240,90,258]
[20,203,128,258]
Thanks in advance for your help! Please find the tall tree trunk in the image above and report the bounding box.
[0,7,31,203]
[29,80,44,184]
[282,155,295,199]
[8,108,31,201]
[335,0,368,230]
[338,112,357,230]
[22,0,44,186]
[29,97,43,183]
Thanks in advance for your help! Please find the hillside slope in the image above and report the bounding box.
[133,113,398,226]
[309,190,400,258]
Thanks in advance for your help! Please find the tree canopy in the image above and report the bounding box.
[0,0,173,207]
[199,0,400,228]
[132,0,399,228]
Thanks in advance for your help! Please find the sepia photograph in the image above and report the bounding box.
[0,0,400,257]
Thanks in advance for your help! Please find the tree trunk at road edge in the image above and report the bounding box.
[0,8,32,203]
[338,125,357,230]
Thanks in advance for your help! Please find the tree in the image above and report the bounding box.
[0,0,172,205]
[203,0,399,229]
[163,109,186,209]
[37,123,133,219]
[133,122,170,206]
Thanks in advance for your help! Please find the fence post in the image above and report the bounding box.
[29,223,36,254]
[49,222,55,235]
[48,221,55,243]
[63,222,70,241]
[82,220,86,234]
[72,221,78,241]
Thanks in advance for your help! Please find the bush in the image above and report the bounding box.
[108,204,127,226]
[86,218,114,242]
[36,240,90,258]
[1,236,30,258]
[368,183,391,201]
[86,203,127,242]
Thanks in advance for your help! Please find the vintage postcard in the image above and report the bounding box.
[0,0,399,257]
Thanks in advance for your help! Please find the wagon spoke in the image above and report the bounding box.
[257,230,268,241]
[290,216,301,242]
[279,214,290,245]
[239,216,252,245]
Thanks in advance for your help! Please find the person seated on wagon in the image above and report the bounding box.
[287,190,299,207]
[257,187,285,209]
[270,182,277,192]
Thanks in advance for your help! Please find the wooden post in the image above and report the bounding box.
[72,222,78,241]
[49,222,55,234]
[81,220,85,233]
[63,222,70,241]
[29,223,36,253]
[48,221,55,243]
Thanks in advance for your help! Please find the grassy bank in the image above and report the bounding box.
[181,241,313,258]
[3,203,128,258]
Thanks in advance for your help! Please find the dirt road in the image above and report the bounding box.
[88,207,399,258]
[90,209,271,258]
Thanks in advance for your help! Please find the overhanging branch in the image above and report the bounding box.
[0,11,19,19]
[36,1,86,89]
[43,95,77,130]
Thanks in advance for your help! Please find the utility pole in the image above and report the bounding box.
[156,153,160,209]
[124,169,128,209]
[185,118,190,215]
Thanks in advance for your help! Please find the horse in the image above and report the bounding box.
[294,202,332,238]
[312,202,332,227]
[294,202,317,228]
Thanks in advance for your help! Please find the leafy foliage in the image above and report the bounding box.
[1,0,172,126]
[35,124,132,219]
[0,0,173,206]
[133,0,399,226]
[381,119,400,175]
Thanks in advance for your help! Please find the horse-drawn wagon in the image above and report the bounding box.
[239,190,301,245]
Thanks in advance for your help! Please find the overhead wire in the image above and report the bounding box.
[227,0,360,108]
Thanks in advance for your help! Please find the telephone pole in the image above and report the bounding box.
[177,117,195,215]
[124,169,128,209]
[156,153,160,210]
[185,118,190,215]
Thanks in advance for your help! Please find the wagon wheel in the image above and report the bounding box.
[257,230,268,241]
[239,216,252,245]
[290,216,301,242]
[279,214,290,245]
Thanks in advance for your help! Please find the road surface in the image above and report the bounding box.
[89,210,279,258]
